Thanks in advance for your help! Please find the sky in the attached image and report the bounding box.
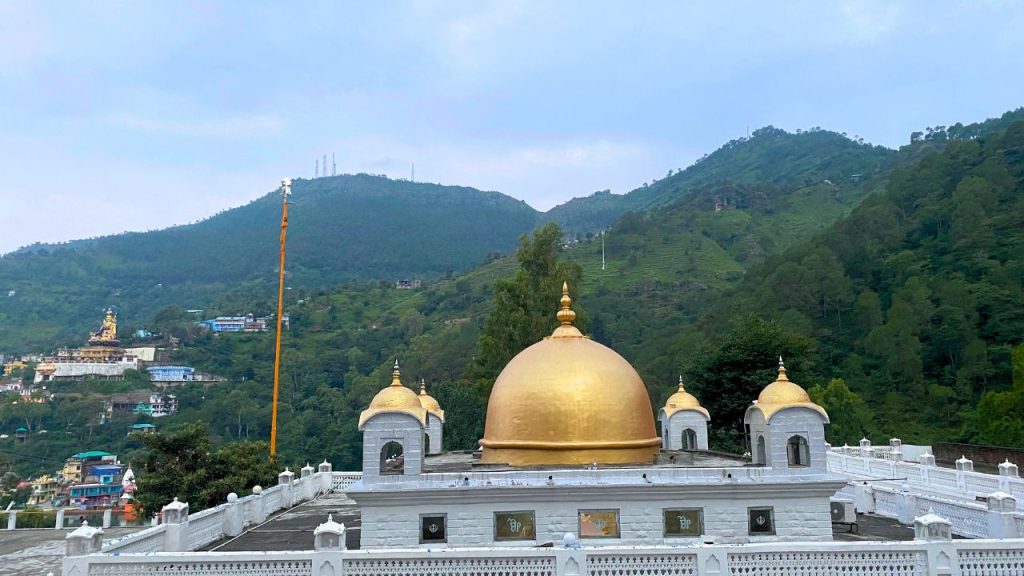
[1,1,1023,253]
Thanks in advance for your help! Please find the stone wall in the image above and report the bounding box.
[934,442,1024,469]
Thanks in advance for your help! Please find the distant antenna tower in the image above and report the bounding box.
[315,158,319,178]
[332,153,336,176]
[411,162,415,183]
[323,153,327,177]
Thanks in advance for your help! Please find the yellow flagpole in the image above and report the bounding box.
[270,178,291,458]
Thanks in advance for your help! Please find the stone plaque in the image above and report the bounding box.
[748,507,775,535]
[420,514,447,542]
[663,508,703,537]
[579,509,620,538]
[494,511,536,541]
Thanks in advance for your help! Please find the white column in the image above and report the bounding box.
[223,493,243,537]
[955,456,973,492]
[65,521,103,556]
[854,483,876,514]
[898,486,917,525]
[986,492,1017,538]
[318,460,333,494]
[102,509,112,529]
[999,460,1018,493]
[6,510,15,530]
[251,486,267,524]
[301,463,316,501]
[161,497,190,552]
[55,509,65,529]
[278,468,295,510]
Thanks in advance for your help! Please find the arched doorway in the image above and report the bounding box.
[787,435,809,467]
[380,441,404,475]
[682,428,697,450]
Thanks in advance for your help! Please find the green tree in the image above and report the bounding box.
[470,223,584,386]
[808,379,874,445]
[686,316,812,452]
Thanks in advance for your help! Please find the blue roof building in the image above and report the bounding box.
[147,365,195,382]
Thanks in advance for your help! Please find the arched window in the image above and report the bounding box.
[682,428,697,450]
[380,441,404,475]
[787,435,810,467]
[423,433,431,453]
[756,436,767,465]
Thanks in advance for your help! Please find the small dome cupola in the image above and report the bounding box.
[662,375,710,419]
[751,357,828,422]
[358,360,427,430]
[418,379,444,422]
[658,376,710,451]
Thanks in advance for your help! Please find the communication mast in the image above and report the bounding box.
[332,153,336,176]
[315,159,319,178]
[411,162,415,183]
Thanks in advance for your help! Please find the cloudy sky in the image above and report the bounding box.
[1,1,1022,253]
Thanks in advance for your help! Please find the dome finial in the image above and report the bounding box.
[419,378,427,395]
[391,359,402,386]
[777,356,789,381]
[556,281,576,325]
[678,375,685,392]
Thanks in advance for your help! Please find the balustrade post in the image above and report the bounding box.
[102,509,112,529]
[223,493,244,537]
[985,492,1017,538]
[693,546,725,576]
[898,485,917,525]
[859,437,872,458]
[318,460,333,494]
[914,510,955,576]
[251,486,267,524]
[955,456,973,492]
[6,510,15,530]
[854,482,875,514]
[301,463,315,501]
[161,497,190,552]
[998,460,1018,493]
[65,521,103,556]
[314,514,346,550]
[55,509,64,529]
[278,468,295,510]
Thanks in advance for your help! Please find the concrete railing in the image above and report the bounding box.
[829,450,1024,538]
[828,449,1024,511]
[64,538,1024,576]
[94,464,360,555]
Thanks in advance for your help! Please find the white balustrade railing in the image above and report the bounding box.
[102,524,167,554]
[915,494,988,539]
[874,488,902,518]
[98,469,363,555]
[65,539,1024,576]
[828,450,1024,511]
[187,504,228,550]
[332,472,363,491]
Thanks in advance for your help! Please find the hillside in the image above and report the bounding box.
[544,127,895,235]
[0,175,539,353]
[682,119,1024,446]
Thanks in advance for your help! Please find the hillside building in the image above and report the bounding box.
[105,391,178,418]
[34,309,139,383]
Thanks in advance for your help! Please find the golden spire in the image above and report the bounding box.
[419,378,427,395]
[391,359,402,387]
[556,281,576,325]
[777,356,789,381]
[677,375,686,392]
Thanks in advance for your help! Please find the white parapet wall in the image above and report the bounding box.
[64,539,1024,576]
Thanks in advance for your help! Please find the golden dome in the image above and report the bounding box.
[661,376,709,419]
[418,379,445,422]
[751,358,829,422]
[480,283,661,466]
[358,361,427,430]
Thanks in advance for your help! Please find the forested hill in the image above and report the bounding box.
[0,175,539,352]
[685,119,1024,446]
[544,127,895,235]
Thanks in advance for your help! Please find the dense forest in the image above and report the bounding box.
[2,109,1023,479]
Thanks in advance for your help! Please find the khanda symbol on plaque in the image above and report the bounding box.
[506,517,523,533]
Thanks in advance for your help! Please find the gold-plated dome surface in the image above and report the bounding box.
[418,379,445,422]
[358,361,427,430]
[662,376,710,419]
[752,358,829,422]
[480,284,661,466]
